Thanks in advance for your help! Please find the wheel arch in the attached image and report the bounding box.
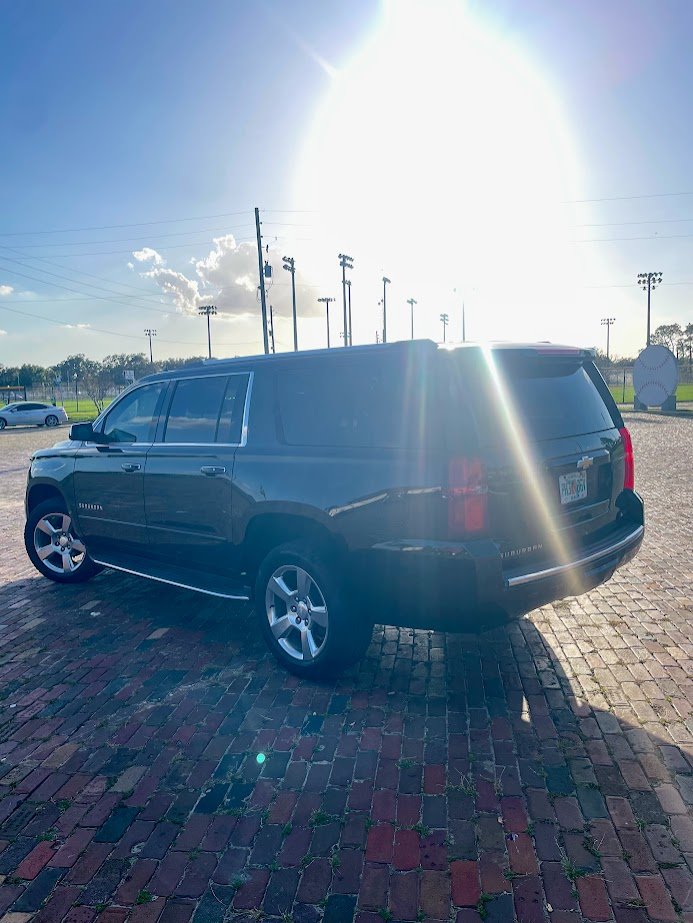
[26,482,68,514]
[241,512,346,579]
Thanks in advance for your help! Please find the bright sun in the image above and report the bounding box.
[292,0,589,347]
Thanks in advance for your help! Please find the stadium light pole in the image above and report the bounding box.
[282,256,298,351]
[407,298,417,340]
[144,328,157,365]
[382,277,390,343]
[440,312,449,343]
[318,297,336,348]
[346,279,353,346]
[198,305,217,359]
[339,254,354,347]
[637,272,662,347]
[601,317,615,361]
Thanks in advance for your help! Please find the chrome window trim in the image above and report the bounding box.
[506,524,644,587]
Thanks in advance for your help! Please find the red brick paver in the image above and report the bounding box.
[0,415,691,922]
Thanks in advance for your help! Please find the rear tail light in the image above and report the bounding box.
[619,426,634,490]
[448,457,488,538]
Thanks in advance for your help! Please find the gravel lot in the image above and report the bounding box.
[0,415,691,923]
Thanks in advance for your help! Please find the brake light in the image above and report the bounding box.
[448,457,488,538]
[619,426,634,490]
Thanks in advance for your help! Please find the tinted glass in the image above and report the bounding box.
[216,374,249,444]
[453,351,615,444]
[164,376,227,443]
[277,357,433,449]
[102,382,166,443]
[25,403,46,411]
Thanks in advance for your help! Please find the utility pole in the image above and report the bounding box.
[198,305,217,359]
[269,305,276,353]
[346,279,352,346]
[318,297,336,348]
[440,313,449,343]
[601,317,615,361]
[407,298,417,340]
[637,272,662,347]
[144,328,157,364]
[282,256,298,351]
[382,277,390,343]
[255,207,270,355]
[339,254,354,347]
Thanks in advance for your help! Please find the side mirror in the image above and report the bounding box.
[69,422,104,443]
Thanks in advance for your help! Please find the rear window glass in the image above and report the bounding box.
[452,352,615,444]
[276,355,436,449]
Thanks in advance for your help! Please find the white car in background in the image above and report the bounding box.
[0,402,68,430]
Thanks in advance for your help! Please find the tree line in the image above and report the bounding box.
[0,353,207,412]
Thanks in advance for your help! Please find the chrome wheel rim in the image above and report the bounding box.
[265,565,328,662]
[45,415,58,427]
[34,512,86,574]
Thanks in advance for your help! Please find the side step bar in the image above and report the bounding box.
[91,552,251,601]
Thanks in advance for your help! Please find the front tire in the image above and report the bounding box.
[0,418,6,430]
[255,541,373,678]
[25,499,102,583]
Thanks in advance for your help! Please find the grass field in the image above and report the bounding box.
[609,383,693,405]
[60,398,112,422]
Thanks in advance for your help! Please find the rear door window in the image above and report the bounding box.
[164,376,228,443]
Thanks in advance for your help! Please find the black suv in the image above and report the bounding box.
[24,340,644,677]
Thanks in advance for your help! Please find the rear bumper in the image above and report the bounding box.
[359,492,644,630]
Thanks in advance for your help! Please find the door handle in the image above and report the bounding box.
[121,463,141,472]
[200,466,226,476]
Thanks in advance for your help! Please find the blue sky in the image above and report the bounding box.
[1,0,692,366]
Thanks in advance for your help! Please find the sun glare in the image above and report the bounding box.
[293,0,585,345]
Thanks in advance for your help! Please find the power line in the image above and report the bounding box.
[11,223,256,248]
[564,190,693,204]
[0,210,253,237]
[0,301,261,349]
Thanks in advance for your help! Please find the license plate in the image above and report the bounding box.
[559,470,587,505]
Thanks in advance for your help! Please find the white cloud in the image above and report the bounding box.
[0,284,14,296]
[127,261,135,270]
[65,323,91,330]
[132,247,164,266]
[133,234,320,321]
[0,328,6,335]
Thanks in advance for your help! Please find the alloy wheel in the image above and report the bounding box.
[265,564,329,662]
[33,512,87,574]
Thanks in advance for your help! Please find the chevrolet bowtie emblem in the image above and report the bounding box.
[577,456,594,470]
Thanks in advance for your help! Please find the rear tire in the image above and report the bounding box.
[25,498,102,583]
[45,414,59,427]
[255,540,373,678]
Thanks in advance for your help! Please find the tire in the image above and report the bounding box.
[24,498,102,584]
[255,540,373,678]
[0,418,6,430]
[45,414,59,427]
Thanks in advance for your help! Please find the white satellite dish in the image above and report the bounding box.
[633,345,678,407]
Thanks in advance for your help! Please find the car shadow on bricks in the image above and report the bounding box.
[0,569,691,923]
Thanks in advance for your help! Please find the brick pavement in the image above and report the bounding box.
[0,414,691,923]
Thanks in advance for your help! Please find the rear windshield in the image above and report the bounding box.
[450,351,617,444]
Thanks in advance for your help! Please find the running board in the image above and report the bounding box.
[91,552,251,601]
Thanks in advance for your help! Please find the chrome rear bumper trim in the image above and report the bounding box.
[506,525,644,588]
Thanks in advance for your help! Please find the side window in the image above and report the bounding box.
[277,358,421,449]
[102,382,166,444]
[216,374,250,444]
[163,376,228,443]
